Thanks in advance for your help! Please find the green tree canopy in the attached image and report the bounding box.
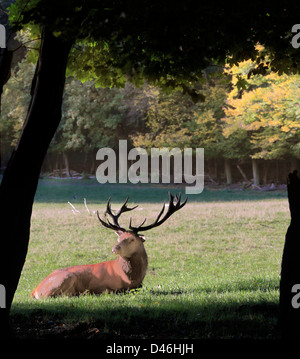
[9,1,300,91]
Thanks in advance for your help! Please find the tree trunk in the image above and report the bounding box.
[280,171,300,338]
[263,161,269,185]
[224,159,232,185]
[63,152,71,177]
[90,149,97,174]
[0,27,73,336]
[55,153,60,172]
[237,163,250,183]
[213,158,217,179]
[291,158,298,173]
[251,158,260,186]
[276,160,279,183]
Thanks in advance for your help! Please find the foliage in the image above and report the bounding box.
[8,0,212,91]
[3,48,299,166]
[131,86,195,150]
[52,79,128,154]
[0,60,130,158]
[0,59,34,151]
[131,71,233,159]
[66,41,127,89]
[223,46,300,159]
[4,1,300,166]
[8,1,300,92]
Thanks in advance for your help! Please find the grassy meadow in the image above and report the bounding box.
[10,179,289,339]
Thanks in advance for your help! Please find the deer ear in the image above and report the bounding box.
[114,230,123,236]
[139,234,146,242]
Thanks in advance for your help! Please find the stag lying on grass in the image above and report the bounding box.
[31,193,187,299]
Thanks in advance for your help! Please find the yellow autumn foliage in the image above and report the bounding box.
[223,44,300,158]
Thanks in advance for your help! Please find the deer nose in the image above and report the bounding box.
[112,244,120,254]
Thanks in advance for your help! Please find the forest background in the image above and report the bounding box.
[1,41,300,186]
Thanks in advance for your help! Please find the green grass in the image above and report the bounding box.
[10,179,288,339]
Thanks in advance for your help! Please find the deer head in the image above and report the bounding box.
[97,193,188,258]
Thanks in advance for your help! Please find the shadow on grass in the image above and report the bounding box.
[10,297,280,339]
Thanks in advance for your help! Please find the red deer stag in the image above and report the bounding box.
[31,193,187,299]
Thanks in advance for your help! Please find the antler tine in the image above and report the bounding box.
[129,216,147,231]
[97,210,125,231]
[129,192,188,233]
[103,197,120,228]
[105,196,113,216]
[118,196,139,215]
[98,196,138,232]
[174,192,188,210]
[129,199,166,232]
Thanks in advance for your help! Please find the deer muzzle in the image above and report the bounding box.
[112,244,120,254]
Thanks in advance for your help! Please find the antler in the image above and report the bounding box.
[129,192,187,233]
[97,196,138,232]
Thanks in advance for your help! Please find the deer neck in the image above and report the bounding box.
[117,250,148,285]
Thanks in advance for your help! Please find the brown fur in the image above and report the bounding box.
[31,231,148,299]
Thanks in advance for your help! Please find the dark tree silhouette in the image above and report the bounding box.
[0,27,73,337]
[280,171,300,338]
